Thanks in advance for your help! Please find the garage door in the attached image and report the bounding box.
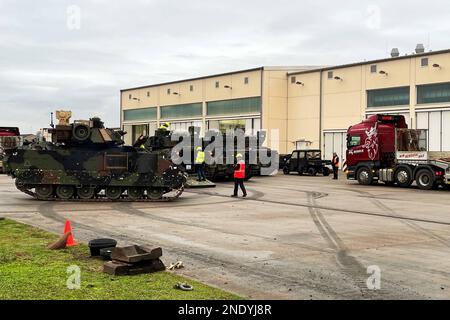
[416,110,450,151]
[323,132,346,169]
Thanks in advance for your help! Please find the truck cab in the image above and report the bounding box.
[283,149,331,176]
[346,114,450,190]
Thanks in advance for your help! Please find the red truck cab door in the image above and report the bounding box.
[346,122,381,166]
[346,134,365,166]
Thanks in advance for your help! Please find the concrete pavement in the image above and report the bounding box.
[1,172,450,299]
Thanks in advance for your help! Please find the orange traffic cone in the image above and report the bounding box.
[63,220,79,247]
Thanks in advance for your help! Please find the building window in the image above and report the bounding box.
[131,124,149,145]
[327,71,333,79]
[167,88,171,95]
[421,58,429,67]
[291,76,296,84]
[244,77,249,84]
[147,91,150,97]
[160,103,203,119]
[207,97,262,116]
[215,81,220,88]
[370,65,377,73]
[208,118,261,134]
[367,86,410,107]
[129,94,132,99]
[417,82,450,104]
[123,107,157,122]
[190,85,194,92]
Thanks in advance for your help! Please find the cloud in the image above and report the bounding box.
[1,0,450,132]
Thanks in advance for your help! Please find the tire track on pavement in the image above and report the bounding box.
[348,188,450,248]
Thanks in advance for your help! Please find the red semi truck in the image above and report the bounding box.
[346,114,450,190]
[0,127,20,173]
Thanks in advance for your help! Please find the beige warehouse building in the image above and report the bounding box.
[120,66,316,150]
[121,47,450,166]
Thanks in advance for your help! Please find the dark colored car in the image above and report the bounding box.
[283,149,331,176]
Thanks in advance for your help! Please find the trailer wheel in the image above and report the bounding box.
[283,167,290,175]
[357,167,373,185]
[416,169,435,190]
[322,167,330,177]
[394,166,413,187]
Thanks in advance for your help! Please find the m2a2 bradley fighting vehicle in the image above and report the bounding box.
[143,126,278,181]
[3,111,186,201]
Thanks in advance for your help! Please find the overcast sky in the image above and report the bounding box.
[1,0,450,133]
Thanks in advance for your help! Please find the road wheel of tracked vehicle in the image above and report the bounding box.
[416,169,435,190]
[35,185,54,199]
[147,188,164,200]
[394,166,413,187]
[105,187,123,200]
[56,185,75,200]
[77,186,96,199]
[128,187,144,200]
[357,167,373,185]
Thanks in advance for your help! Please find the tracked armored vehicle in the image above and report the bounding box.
[145,126,278,181]
[3,113,186,201]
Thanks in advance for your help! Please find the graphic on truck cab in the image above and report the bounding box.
[364,123,378,160]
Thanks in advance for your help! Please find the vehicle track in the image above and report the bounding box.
[36,201,423,299]
[305,193,384,298]
[116,203,331,254]
[244,181,450,244]
[186,189,450,227]
[347,188,450,248]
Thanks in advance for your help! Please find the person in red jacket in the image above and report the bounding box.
[231,153,247,198]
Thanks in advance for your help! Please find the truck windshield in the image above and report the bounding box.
[306,151,321,159]
[347,136,361,148]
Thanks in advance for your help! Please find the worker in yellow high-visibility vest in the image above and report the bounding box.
[159,122,171,131]
[195,146,206,181]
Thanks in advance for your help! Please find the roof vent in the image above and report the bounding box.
[415,43,425,54]
[391,48,400,58]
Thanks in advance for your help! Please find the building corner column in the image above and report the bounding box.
[410,58,417,129]
[202,101,207,135]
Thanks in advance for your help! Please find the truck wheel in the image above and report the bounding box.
[416,169,435,190]
[394,166,413,187]
[283,167,290,175]
[307,167,317,176]
[357,167,373,185]
[322,167,330,176]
